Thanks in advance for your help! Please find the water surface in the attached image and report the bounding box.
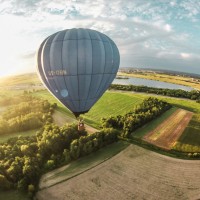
[113,77,193,91]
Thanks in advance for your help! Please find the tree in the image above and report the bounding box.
[70,140,80,160]
[0,174,11,190]
[44,160,55,170]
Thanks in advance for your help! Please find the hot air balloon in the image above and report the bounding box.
[37,28,120,117]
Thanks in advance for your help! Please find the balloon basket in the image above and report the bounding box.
[78,118,85,131]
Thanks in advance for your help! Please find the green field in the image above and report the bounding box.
[0,129,38,143]
[131,107,178,138]
[157,96,200,144]
[40,141,129,189]
[0,73,40,87]
[33,90,144,128]
[82,91,144,127]
[177,114,200,146]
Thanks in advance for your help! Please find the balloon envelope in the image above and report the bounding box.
[37,28,120,117]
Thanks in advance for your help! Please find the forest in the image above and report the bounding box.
[0,94,56,135]
[109,84,200,101]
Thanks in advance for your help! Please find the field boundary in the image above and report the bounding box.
[131,107,178,138]
[39,141,129,190]
[143,109,193,150]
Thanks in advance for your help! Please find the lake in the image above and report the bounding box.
[113,77,193,91]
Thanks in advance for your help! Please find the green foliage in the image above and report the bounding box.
[70,128,119,160]
[102,97,171,138]
[44,160,56,170]
[27,184,35,197]
[110,84,200,100]
[0,174,11,190]
[173,141,200,155]
[63,149,71,163]
[0,94,55,135]
[0,123,118,193]
[41,141,129,187]
[28,184,35,193]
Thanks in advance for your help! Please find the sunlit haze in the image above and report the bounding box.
[0,0,200,77]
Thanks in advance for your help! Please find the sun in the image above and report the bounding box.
[0,15,36,78]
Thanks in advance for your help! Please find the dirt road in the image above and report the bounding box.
[52,110,98,133]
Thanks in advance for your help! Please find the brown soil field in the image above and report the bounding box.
[143,109,193,150]
[36,144,200,200]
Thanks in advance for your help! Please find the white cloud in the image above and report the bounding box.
[0,0,200,76]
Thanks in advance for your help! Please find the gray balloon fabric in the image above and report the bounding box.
[37,28,120,117]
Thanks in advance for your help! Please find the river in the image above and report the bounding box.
[113,77,193,91]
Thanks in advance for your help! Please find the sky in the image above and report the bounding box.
[0,0,200,77]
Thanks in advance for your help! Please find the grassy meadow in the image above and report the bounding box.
[82,91,144,127]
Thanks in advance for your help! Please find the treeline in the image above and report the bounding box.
[102,97,171,137]
[0,124,118,196]
[0,95,57,135]
[173,141,200,154]
[109,84,200,101]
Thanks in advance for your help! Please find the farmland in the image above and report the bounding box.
[0,73,200,200]
[131,107,178,138]
[37,144,200,200]
[143,109,193,150]
[33,89,200,149]
[39,141,129,189]
[1,83,200,151]
[34,90,145,128]
[82,91,144,127]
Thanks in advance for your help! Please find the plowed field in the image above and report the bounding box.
[143,109,193,150]
[36,145,200,200]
